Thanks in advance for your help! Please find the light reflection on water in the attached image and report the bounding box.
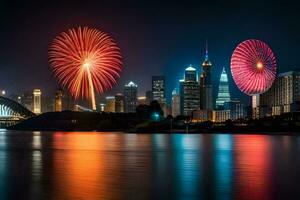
[0,131,299,199]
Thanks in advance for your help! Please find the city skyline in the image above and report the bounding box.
[1,1,300,105]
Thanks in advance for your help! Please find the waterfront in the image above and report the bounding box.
[0,131,300,199]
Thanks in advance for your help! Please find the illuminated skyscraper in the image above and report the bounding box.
[54,90,63,112]
[171,88,180,117]
[104,96,115,112]
[216,67,231,109]
[124,81,138,113]
[152,76,166,103]
[259,71,300,117]
[33,89,42,114]
[115,93,124,113]
[200,44,213,110]
[179,66,200,116]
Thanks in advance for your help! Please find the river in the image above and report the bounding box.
[0,130,299,199]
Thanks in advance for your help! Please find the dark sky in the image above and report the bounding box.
[1,0,300,105]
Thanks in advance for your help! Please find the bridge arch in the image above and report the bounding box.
[0,96,35,120]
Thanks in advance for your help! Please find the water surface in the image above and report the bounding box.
[0,130,299,199]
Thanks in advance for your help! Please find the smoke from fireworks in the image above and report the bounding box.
[49,26,122,110]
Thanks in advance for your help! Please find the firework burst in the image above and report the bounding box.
[230,39,276,96]
[49,26,123,110]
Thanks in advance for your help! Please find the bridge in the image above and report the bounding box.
[0,96,35,121]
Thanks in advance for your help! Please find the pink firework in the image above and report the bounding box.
[230,39,277,95]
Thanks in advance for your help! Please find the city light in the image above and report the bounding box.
[1,90,5,95]
[152,112,160,121]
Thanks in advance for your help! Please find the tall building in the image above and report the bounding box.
[171,89,180,117]
[22,91,33,112]
[224,100,246,120]
[104,96,115,112]
[200,44,213,110]
[216,67,231,109]
[152,76,166,103]
[33,89,42,114]
[179,66,200,116]
[54,90,63,112]
[124,81,138,113]
[115,93,124,113]
[145,90,153,105]
[137,96,147,105]
[259,71,300,117]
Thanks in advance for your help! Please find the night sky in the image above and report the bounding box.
[1,0,300,105]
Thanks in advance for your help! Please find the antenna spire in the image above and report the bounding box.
[205,39,208,60]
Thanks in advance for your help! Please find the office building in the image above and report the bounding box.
[259,71,300,117]
[179,66,200,116]
[192,109,212,122]
[216,67,231,109]
[224,100,246,120]
[54,90,63,112]
[138,96,147,105]
[33,89,42,114]
[212,110,230,122]
[152,76,166,103]
[104,96,115,112]
[124,81,138,113]
[171,89,180,117]
[145,90,153,105]
[200,44,213,110]
[115,93,124,113]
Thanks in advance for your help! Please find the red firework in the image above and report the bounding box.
[49,27,122,109]
[230,39,276,95]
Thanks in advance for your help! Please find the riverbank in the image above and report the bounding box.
[7,111,300,134]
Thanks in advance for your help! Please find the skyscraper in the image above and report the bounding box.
[145,90,153,105]
[259,71,300,117]
[33,89,42,114]
[179,66,200,116]
[200,44,213,110]
[216,67,231,109]
[124,81,138,113]
[104,96,115,112]
[152,76,166,103]
[171,88,180,117]
[115,93,125,113]
[54,90,63,112]
[22,91,33,112]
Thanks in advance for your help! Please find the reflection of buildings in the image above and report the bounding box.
[200,45,213,110]
[124,81,138,113]
[216,67,231,109]
[171,89,180,117]
[259,71,300,117]
[179,66,200,116]
[235,135,271,199]
[33,89,42,114]
[115,93,124,113]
